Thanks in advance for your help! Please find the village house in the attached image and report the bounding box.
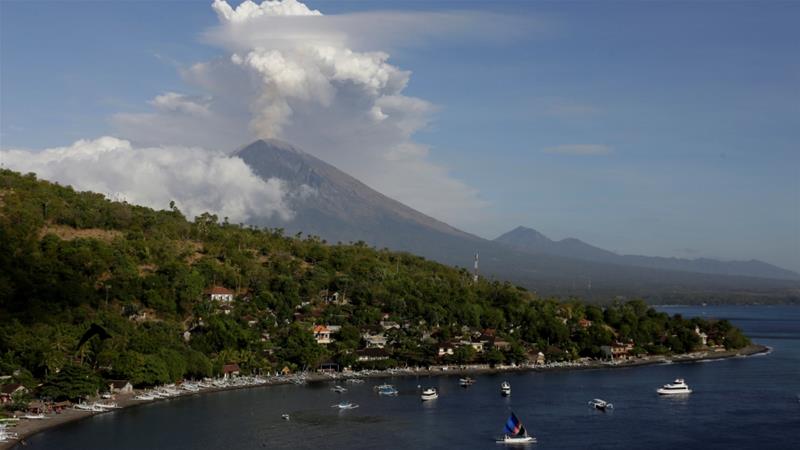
[437,342,456,357]
[578,318,593,329]
[205,286,234,303]
[356,348,390,362]
[0,383,28,404]
[461,338,484,353]
[363,333,388,349]
[695,326,708,346]
[492,338,512,351]
[222,363,241,378]
[611,342,635,360]
[313,325,333,345]
[108,380,133,394]
[380,320,400,331]
[219,303,234,315]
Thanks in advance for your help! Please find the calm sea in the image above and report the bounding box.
[18,305,800,449]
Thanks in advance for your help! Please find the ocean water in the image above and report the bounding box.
[18,305,800,449]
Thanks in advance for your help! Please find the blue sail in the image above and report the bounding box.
[504,412,524,436]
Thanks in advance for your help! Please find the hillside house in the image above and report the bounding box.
[363,333,388,349]
[438,342,455,357]
[695,326,708,346]
[356,348,390,362]
[314,325,333,345]
[205,286,234,303]
[0,383,28,404]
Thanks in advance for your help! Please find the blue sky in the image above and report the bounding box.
[1,1,798,272]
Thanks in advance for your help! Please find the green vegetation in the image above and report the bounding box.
[0,170,750,402]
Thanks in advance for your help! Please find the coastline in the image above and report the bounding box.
[2,343,768,449]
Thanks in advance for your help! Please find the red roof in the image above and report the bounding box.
[222,363,240,374]
[205,286,234,295]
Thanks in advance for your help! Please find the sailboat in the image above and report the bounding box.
[497,412,536,444]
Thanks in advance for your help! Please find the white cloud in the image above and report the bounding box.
[109,0,503,228]
[0,137,293,223]
[543,144,613,156]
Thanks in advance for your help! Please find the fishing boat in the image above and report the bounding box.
[496,411,536,444]
[0,425,19,443]
[377,385,399,396]
[501,381,511,396]
[332,401,359,410]
[331,385,348,393]
[657,378,692,395]
[93,402,121,410]
[421,387,438,400]
[459,377,476,387]
[588,398,613,411]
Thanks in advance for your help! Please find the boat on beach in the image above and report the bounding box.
[501,381,511,396]
[22,413,47,419]
[496,411,536,444]
[588,398,613,411]
[657,378,692,395]
[421,387,438,400]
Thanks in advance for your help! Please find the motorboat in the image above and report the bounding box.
[459,377,476,387]
[281,413,290,420]
[332,401,359,410]
[421,388,438,401]
[496,411,536,444]
[345,378,365,384]
[374,383,394,391]
[657,378,692,395]
[588,398,613,411]
[331,385,348,393]
[377,385,399,396]
[501,381,511,396]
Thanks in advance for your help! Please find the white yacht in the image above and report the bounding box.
[657,378,692,395]
[421,387,438,401]
[500,381,511,396]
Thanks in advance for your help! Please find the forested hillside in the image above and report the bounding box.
[0,170,749,401]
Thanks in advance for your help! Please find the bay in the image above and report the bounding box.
[19,305,800,449]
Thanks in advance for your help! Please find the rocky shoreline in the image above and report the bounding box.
[1,343,768,449]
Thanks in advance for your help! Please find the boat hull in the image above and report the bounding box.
[657,388,692,395]
[496,436,536,444]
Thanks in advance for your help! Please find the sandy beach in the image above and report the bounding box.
[0,343,768,449]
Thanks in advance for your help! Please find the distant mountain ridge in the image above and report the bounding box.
[236,139,800,301]
[495,226,800,281]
